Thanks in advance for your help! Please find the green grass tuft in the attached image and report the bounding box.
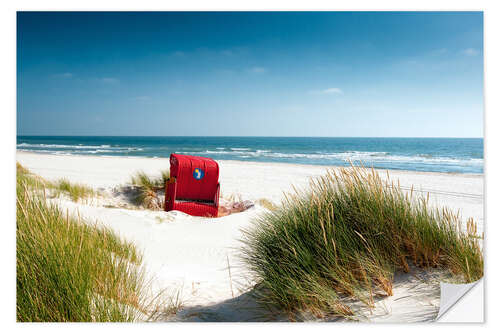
[17,162,96,203]
[17,162,53,189]
[54,178,96,202]
[16,162,29,174]
[240,166,483,320]
[129,170,169,210]
[131,170,169,189]
[16,164,149,321]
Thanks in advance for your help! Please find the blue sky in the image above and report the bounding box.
[17,12,483,137]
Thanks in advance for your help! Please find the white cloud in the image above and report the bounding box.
[99,77,119,84]
[461,48,480,56]
[248,66,267,74]
[309,87,344,95]
[52,72,73,79]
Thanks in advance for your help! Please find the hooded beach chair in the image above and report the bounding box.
[164,153,220,217]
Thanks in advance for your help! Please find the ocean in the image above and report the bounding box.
[16,136,484,174]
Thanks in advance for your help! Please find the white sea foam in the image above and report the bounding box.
[18,149,64,154]
[175,149,483,167]
[17,142,483,171]
[16,143,141,151]
[18,143,109,149]
[87,149,116,154]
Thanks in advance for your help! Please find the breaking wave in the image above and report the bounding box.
[16,137,484,173]
[175,149,483,167]
[17,143,143,155]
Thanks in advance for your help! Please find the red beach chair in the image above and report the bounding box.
[165,153,220,217]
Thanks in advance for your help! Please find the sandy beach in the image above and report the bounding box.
[16,151,484,322]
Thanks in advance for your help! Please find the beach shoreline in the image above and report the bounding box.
[16,150,484,177]
[16,136,484,175]
[16,151,484,221]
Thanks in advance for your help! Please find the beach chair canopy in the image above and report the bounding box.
[165,153,220,217]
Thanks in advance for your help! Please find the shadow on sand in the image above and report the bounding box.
[161,268,442,323]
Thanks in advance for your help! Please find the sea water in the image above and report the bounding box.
[17,136,484,174]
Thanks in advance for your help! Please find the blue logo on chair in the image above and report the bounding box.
[193,168,205,180]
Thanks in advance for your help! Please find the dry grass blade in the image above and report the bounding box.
[240,165,483,320]
[16,163,161,322]
[129,170,170,210]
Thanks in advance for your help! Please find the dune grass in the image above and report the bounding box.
[54,178,96,202]
[256,198,278,211]
[17,162,96,203]
[129,170,169,210]
[16,162,29,174]
[131,170,170,189]
[240,166,483,320]
[16,162,52,189]
[16,165,150,322]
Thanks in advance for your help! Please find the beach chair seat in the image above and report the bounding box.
[165,153,220,217]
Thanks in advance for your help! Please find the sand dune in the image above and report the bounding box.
[16,152,484,322]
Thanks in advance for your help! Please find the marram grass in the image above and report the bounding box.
[131,170,170,189]
[54,178,96,202]
[241,166,483,320]
[16,165,149,322]
[16,162,96,203]
[129,170,169,209]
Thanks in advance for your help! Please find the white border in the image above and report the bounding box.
[3,1,498,332]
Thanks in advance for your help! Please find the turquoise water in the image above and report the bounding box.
[17,136,484,174]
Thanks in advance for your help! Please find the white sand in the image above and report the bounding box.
[16,151,484,322]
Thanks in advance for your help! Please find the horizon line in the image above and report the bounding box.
[16,135,484,139]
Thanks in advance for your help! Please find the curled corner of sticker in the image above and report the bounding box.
[436,278,483,321]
